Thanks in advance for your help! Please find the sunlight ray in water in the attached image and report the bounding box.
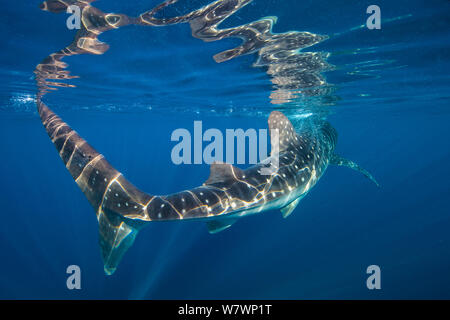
[129,224,184,299]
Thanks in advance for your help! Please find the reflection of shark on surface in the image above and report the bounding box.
[37,100,378,275]
[36,0,332,106]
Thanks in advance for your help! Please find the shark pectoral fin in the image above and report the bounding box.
[206,218,237,234]
[331,154,380,187]
[281,197,302,218]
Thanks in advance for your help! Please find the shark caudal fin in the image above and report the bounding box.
[331,154,380,187]
[97,211,140,275]
[37,101,153,275]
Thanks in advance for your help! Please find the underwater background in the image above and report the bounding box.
[0,0,449,299]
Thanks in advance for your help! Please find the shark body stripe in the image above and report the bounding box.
[38,101,377,274]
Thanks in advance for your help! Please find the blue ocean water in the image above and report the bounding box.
[0,0,449,299]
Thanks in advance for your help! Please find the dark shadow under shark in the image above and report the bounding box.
[37,99,378,275]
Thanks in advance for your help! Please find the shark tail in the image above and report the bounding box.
[37,100,152,275]
[97,210,140,275]
[330,154,380,187]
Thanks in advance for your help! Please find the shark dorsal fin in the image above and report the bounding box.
[268,111,298,154]
[205,161,244,185]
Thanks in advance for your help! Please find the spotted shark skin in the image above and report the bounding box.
[34,0,375,275]
[37,99,378,275]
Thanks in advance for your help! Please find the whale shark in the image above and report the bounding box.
[37,100,378,275]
